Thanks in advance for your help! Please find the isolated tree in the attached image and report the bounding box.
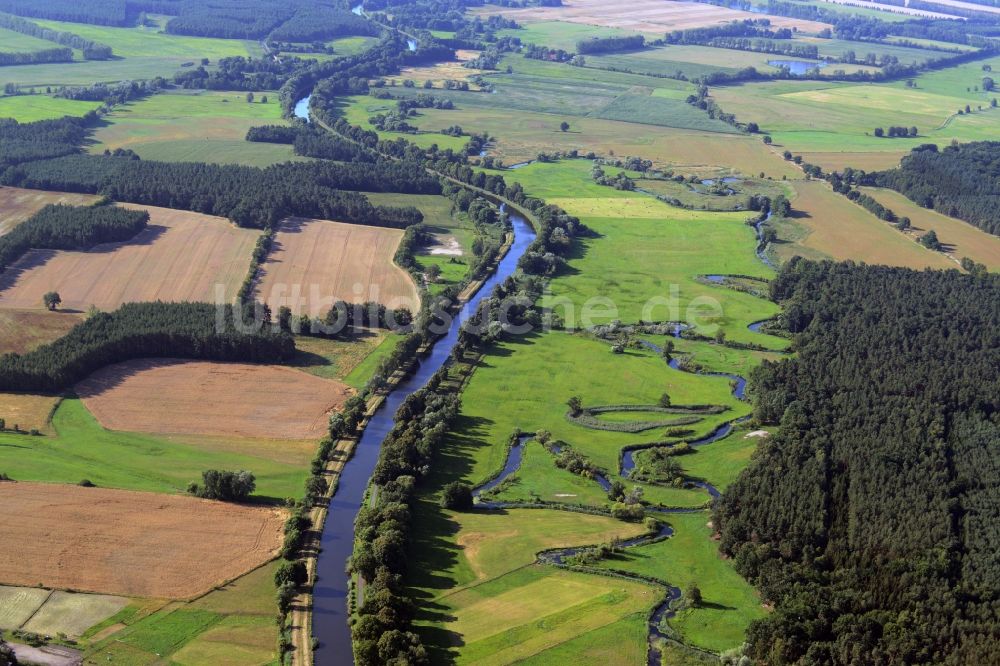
[426,264,442,283]
[746,122,759,133]
[261,95,268,103]
[440,481,473,510]
[983,77,995,92]
[762,135,772,145]
[686,584,703,607]
[715,328,727,344]
[659,392,672,408]
[873,127,884,137]
[246,92,254,103]
[43,292,61,311]
[919,229,942,250]
[195,469,256,501]
[559,121,570,132]
[897,217,911,231]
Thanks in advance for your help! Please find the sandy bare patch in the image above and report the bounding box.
[475,0,828,33]
[0,204,260,312]
[76,359,354,440]
[0,187,99,236]
[429,236,463,256]
[0,482,285,599]
[256,217,419,317]
[744,430,771,439]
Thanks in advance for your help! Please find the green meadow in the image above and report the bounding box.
[0,399,313,501]
[0,94,102,122]
[333,94,468,151]
[593,511,766,652]
[0,27,60,53]
[497,21,653,52]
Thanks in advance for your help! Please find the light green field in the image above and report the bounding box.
[86,563,279,664]
[91,90,303,166]
[328,35,378,56]
[487,439,619,506]
[0,94,101,122]
[23,591,129,637]
[0,399,313,501]
[33,18,257,59]
[0,27,60,53]
[334,94,469,151]
[0,587,51,630]
[407,506,651,663]
[594,511,766,652]
[497,21,653,52]
[0,20,256,87]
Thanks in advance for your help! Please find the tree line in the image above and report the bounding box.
[0,11,113,59]
[0,302,294,392]
[862,141,1000,236]
[246,123,376,162]
[717,258,1000,664]
[0,114,95,168]
[1,153,435,229]
[0,203,147,273]
[575,34,645,54]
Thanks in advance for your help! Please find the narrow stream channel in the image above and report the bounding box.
[311,212,536,665]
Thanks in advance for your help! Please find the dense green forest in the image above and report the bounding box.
[867,142,1000,236]
[246,124,375,162]
[0,115,95,168]
[717,259,1000,664]
[2,154,433,229]
[0,203,147,272]
[0,302,294,392]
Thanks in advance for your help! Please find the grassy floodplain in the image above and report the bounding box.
[91,89,304,166]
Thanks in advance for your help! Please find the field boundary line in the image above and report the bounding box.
[17,588,53,630]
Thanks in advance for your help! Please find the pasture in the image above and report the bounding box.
[291,330,403,387]
[77,358,355,440]
[334,95,469,152]
[473,0,828,33]
[780,180,956,269]
[0,27,57,53]
[496,21,653,52]
[0,204,261,312]
[502,160,783,345]
[255,217,419,316]
[91,90,303,166]
[0,186,100,235]
[0,482,284,598]
[593,511,766,652]
[0,94,102,122]
[0,398,314,499]
[22,591,129,638]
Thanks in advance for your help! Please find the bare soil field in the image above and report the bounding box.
[782,180,956,269]
[255,217,419,317]
[76,358,354,440]
[0,482,285,599]
[0,309,81,354]
[0,204,260,312]
[475,0,828,33]
[394,49,485,84]
[0,393,60,433]
[0,186,99,236]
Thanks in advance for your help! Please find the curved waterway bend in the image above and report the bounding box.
[312,213,536,665]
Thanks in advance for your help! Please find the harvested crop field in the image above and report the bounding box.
[395,49,485,84]
[0,309,81,355]
[0,393,60,433]
[0,186,99,235]
[475,0,827,33]
[0,204,259,312]
[255,217,419,317]
[77,358,354,440]
[783,181,955,270]
[0,482,285,599]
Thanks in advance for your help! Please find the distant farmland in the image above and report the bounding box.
[0,482,285,599]
[0,204,260,312]
[255,217,419,317]
[77,359,355,440]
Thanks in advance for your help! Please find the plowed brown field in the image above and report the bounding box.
[475,0,827,33]
[76,358,354,440]
[0,482,285,599]
[0,204,260,312]
[255,217,419,317]
[0,186,99,236]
